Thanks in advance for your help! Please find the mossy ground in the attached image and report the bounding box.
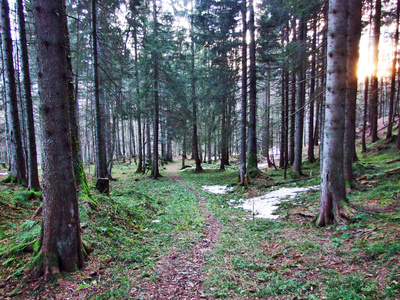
[0,139,399,299]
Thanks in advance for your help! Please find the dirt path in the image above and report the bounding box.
[131,162,221,299]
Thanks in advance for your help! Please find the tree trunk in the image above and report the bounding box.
[134,29,143,173]
[308,18,317,164]
[293,18,306,178]
[247,0,258,175]
[220,102,227,170]
[389,0,400,140]
[182,133,186,169]
[264,73,274,167]
[64,9,89,194]
[32,0,83,275]
[240,0,247,185]
[344,0,362,189]
[16,0,39,190]
[1,0,26,184]
[145,117,151,173]
[362,76,369,152]
[279,66,286,169]
[289,70,296,165]
[369,0,381,143]
[92,0,108,191]
[191,26,202,172]
[151,0,161,179]
[317,0,348,227]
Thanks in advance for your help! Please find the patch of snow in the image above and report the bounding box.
[0,172,8,176]
[234,185,319,219]
[257,163,269,169]
[151,220,161,223]
[202,185,234,194]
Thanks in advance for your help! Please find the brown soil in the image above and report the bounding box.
[130,161,221,299]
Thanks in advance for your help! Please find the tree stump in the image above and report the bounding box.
[96,178,109,194]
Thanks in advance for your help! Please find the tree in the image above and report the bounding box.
[93,0,109,192]
[32,0,83,275]
[317,0,348,226]
[16,0,40,190]
[240,0,247,185]
[190,3,203,173]
[1,0,26,184]
[307,18,317,164]
[344,0,362,189]
[369,0,381,143]
[389,0,400,140]
[247,0,258,175]
[151,0,161,178]
[292,18,306,178]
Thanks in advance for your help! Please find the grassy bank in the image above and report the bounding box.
[0,138,400,299]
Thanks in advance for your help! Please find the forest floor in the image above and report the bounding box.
[1,137,400,299]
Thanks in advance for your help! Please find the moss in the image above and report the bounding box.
[3,176,27,186]
[2,175,11,183]
[292,171,301,179]
[30,252,45,275]
[247,167,261,178]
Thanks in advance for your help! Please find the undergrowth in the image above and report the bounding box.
[0,137,399,299]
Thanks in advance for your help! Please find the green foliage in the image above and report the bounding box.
[365,242,400,259]
[326,275,380,299]
[11,190,41,206]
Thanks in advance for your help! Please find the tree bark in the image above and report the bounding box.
[151,0,161,179]
[289,18,297,165]
[92,0,108,189]
[240,0,247,184]
[362,76,369,152]
[190,14,202,172]
[389,0,400,140]
[64,8,89,194]
[32,0,83,275]
[16,0,39,190]
[344,0,362,189]
[317,0,348,226]
[289,70,296,165]
[308,18,317,164]
[134,29,143,173]
[1,0,26,184]
[293,18,306,178]
[369,0,381,143]
[247,0,258,175]
[279,66,286,169]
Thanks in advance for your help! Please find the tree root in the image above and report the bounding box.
[381,157,400,165]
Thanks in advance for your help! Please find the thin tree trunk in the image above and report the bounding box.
[1,0,26,184]
[220,102,227,170]
[344,0,362,189]
[247,0,258,174]
[191,35,202,172]
[65,9,89,194]
[389,0,400,140]
[240,0,247,184]
[293,18,306,178]
[362,76,369,152]
[308,18,317,164]
[151,0,160,178]
[92,0,108,192]
[146,117,151,172]
[279,67,286,169]
[16,0,39,189]
[369,0,381,142]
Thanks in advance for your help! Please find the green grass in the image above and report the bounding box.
[1,141,400,299]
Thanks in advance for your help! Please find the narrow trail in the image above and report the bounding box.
[131,163,221,299]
